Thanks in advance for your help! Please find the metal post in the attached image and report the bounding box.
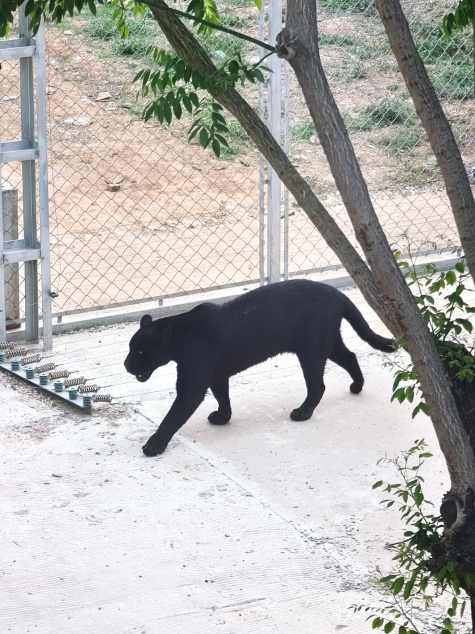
[258,2,266,286]
[283,60,290,281]
[267,0,282,284]
[0,169,5,343]
[36,16,52,350]
[19,3,39,343]
[3,182,20,328]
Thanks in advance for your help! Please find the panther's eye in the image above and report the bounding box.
[138,351,143,355]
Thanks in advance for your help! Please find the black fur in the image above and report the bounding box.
[124,280,394,456]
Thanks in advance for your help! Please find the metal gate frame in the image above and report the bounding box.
[0,3,52,350]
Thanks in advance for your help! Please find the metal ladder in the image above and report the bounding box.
[0,4,52,350]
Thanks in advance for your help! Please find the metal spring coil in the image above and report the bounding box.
[92,394,113,403]
[21,354,42,366]
[78,384,100,394]
[63,377,86,388]
[35,363,56,374]
[48,370,70,380]
[0,342,14,350]
[6,347,27,358]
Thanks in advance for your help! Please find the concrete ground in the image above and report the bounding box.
[1,287,456,633]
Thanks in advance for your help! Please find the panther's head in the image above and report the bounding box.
[124,315,172,382]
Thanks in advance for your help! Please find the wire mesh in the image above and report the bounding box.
[285,0,473,275]
[43,3,262,319]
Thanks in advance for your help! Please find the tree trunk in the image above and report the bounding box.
[149,1,475,512]
[375,0,475,289]
[277,0,475,498]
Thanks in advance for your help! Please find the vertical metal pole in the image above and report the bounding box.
[0,169,6,343]
[258,2,266,286]
[267,0,282,284]
[283,60,290,281]
[36,16,52,351]
[19,3,39,343]
[3,183,20,329]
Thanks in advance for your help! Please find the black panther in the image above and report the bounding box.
[124,280,394,456]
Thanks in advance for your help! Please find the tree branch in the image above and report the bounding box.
[375,0,475,289]
[147,0,395,332]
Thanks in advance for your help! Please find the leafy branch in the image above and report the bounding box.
[442,0,475,37]
[353,441,473,634]
[133,47,268,157]
[385,250,475,419]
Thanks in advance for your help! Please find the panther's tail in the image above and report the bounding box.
[342,297,395,353]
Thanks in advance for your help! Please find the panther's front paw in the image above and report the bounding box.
[208,410,231,425]
[142,433,168,456]
[290,407,313,422]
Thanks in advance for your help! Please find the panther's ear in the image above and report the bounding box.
[140,314,153,328]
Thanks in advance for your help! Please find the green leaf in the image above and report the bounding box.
[189,92,200,108]
[173,99,182,119]
[446,270,456,285]
[392,577,405,595]
[199,127,210,148]
[214,133,229,147]
[372,617,384,629]
[403,578,414,600]
[253,0,262,9]
[373,481,383,489]
[188,126,200,142]
[211,138,221,158]
[183,95,193,114]
[163,101,172,125]
[384,624,395,633]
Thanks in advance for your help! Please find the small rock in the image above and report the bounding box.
[64,117,93,126]
[72,57,82,65]
[106,184,121,192]
[2,95,18,101]
[240,160,250,167]
[309,135,320,145]
[95,92,112,102]
[64,30,73,35]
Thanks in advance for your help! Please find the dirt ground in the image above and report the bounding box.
[1,285,471,633]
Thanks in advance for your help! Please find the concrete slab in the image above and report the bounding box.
[0,286,461,632]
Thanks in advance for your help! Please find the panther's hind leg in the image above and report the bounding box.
[329,335,364,394]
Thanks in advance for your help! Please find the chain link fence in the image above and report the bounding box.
[43,2,266,319]
[1,1,474,334]
[285,0,473,276]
